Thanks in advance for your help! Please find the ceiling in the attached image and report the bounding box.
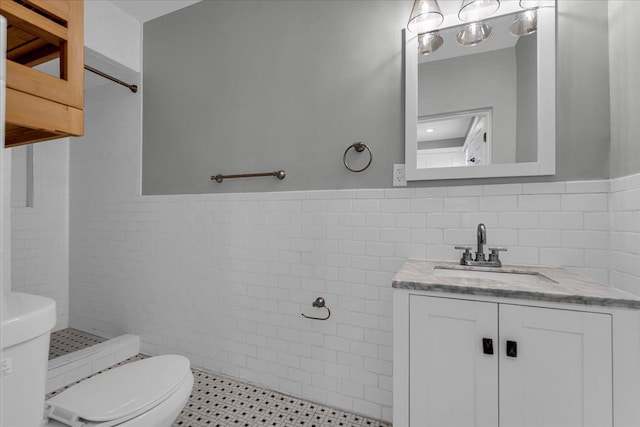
[108,0,202,23]
[417,116,471,143]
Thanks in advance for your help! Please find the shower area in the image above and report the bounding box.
[46,328,140,393]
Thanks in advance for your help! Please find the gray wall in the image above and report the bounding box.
[418,48,517,164]
[143,0,409,194]
[554,0,610,182]
[608,0,640,178]
[142,0,612,194]
[515,33,537,163]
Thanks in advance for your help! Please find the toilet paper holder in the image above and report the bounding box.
[301,297,331,321]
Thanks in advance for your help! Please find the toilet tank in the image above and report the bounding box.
[1,292,57,427]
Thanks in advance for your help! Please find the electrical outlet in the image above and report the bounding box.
[393,164,407,187]
[1,358,12,377]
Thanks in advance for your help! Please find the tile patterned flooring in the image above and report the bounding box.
[49,327,107,359]
[47,330,392,427]
[177,370,391,427]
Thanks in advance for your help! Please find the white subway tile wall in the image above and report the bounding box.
[610,173,640,295]
[68,173,638,421]
[1,145,11,295]
[11,140,70,330]
[10,145,27,207]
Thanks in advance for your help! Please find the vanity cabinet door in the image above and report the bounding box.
[409,295,499,427]
[499,304,613,427]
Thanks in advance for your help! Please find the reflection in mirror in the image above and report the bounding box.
[418,13,537,167]
[418,108,492,168]
[404,3,556,181]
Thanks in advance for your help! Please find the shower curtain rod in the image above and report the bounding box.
[84,65,138,93]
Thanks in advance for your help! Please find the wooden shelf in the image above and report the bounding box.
[2,0,84,148]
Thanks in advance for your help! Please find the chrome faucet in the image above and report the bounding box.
[476,223,486,262]
[455,223,507,267]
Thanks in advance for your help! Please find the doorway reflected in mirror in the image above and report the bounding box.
[417,108,492,169]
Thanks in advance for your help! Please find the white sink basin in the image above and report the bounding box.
[433,267,555,284]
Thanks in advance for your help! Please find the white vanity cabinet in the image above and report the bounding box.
[407,295,612,427]
[393,261,640,427]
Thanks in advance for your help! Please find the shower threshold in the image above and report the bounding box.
[47,328,140,393]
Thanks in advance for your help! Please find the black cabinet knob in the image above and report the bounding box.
[506,340,518,358]
[482,338,494,355]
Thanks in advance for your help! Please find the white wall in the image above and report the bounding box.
[609,173,640,295]
[11,141,70,330]
[1,19,9,297]
[5,0,140,328]
[1,147,11,296]
[84,0,141,72]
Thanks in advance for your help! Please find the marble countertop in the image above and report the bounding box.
[392,259,640,309]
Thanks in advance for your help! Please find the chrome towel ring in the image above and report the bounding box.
[301,297,331,321]
[343,142,372,173]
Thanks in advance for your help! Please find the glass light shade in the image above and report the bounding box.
[519,0,554,8]
[408,0,444,34]
[418,32,444,55]
[456,22,493,46]
[509,9,537,36]
[458,0,500,22]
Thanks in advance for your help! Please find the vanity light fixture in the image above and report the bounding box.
[519,0,554,8]
[426,128,436,133]
[509,9,537,36]
[456,21,493,46]
[418,32,444,55]
[458,0,501,23]
[407,0,444,34]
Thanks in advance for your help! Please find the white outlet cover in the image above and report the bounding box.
[1,358,12,377]
[393,164,407,187]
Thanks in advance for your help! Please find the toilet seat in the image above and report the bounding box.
[45,355,191,427]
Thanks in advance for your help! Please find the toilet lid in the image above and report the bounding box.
[46,355,191,425]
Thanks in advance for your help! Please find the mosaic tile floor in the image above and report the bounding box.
[176,370,391,427]
[47,352,391,427]
[47,330,390,426]
[48,328,107,359]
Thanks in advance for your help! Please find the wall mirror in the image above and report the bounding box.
[404,2,556,181]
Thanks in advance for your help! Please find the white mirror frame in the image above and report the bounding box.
[405,6,556,181]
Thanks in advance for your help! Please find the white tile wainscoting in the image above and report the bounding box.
[610,173,640,295]
[68,174,640,422]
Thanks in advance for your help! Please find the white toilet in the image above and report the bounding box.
[1,292,193,427]
[44,354,194,427]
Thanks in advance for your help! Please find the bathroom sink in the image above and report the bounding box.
[433,267,555,284]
